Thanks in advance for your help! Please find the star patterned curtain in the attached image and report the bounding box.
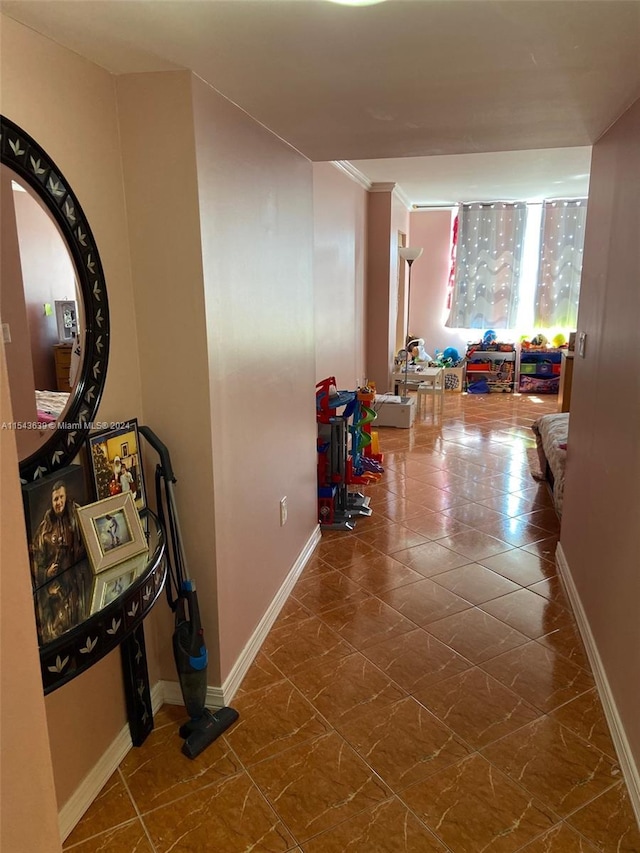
[534,199,587,328]
[446,202,527,330]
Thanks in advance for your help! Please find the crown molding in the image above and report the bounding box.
[369,181,396,193]
[331,160,372,190]
[368,181,412,211]
[393,184,412,211]
[330,167,413,211]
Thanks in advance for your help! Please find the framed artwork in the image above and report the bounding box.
[89,551,147,614]
[22,463,87,590]
[54,299,78,343]
[87,419,146,511]
[77,492,148,574]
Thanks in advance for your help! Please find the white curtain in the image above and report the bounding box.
[534,199,587,328]
[446,202,527,330]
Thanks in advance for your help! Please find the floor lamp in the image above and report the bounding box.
[398,246,423,397]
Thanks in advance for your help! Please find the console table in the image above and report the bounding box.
[34,511,167,746]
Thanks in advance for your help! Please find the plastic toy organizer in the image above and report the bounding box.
[518,350,562,394]
[465,343,516,393]
[316,377,384,531]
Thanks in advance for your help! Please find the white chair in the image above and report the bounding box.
[416,367,445,414]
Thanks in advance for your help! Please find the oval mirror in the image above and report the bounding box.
[1,115,110,483]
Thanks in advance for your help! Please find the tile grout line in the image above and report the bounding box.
[116,765,160,853]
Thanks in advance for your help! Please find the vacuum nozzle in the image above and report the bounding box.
[181,707,239,759]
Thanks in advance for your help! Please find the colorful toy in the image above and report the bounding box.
[406,338,431,364]
[467,378,490,394]
[433,347,462,368]
[483,330,497,345]
[357,384,383,463]
[531,333,549,348]
[316,377,384,530]
[442,346,460,364]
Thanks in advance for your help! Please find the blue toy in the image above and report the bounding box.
[442,346,459,364]
[467,378,490,394]
[483,330,497,345]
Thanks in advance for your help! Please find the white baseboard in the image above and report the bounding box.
[160,525,322,708]
[60,526,321,840]
[221,525,322,704]
[59,681,164,841]
[556,543,640,824]
[159,678,226,710]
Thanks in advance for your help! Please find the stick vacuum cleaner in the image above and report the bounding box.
[139,426,238,759]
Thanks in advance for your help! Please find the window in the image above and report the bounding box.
[446,198,587,331]
[534,200,587,329]
[446,202,527,330]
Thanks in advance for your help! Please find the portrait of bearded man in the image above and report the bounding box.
[31,480,86,589]
[23,465,92,643]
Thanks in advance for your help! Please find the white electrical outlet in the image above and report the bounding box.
[280,496,288,526]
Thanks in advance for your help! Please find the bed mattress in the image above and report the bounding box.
[532,412,569,515]
[36,389,70,423]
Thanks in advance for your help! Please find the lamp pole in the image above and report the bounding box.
[398,247,423,398]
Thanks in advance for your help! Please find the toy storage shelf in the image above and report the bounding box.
[518,349,563,394]
[465,347,517,393]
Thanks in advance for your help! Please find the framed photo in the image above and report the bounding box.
[89,551,147,614]
[22,463,88,590]
[87,419,146,511]
[77,492,148,574]
[54,299,78,343]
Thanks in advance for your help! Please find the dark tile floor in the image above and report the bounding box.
[64,392,640,852]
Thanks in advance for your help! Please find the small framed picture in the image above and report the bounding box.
[89,551,148,614]
[77,492,148,574]
[22,463,88,590]
[87,419,146,511]
[54,299,78,343]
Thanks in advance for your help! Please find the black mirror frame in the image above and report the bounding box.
[1,115,110,483]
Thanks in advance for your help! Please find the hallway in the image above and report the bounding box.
[65,392,639,852]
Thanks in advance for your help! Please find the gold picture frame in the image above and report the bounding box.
[76,493,148,574]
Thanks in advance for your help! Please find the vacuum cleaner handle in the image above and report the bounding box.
[139,425,176,482]
[178,580,207,659]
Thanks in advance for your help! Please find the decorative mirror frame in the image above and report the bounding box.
[1,115,110,483]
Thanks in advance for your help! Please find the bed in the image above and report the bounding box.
[531,412,569,515]
[36,390,70,424]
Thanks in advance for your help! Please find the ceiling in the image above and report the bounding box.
[347,147,592,204]
[2,0,638,204]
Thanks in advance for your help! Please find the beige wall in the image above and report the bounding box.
[366,191,392,391]
[390,190,411,373]
[561,98,640,772]
[1,15,145,810]
[0,165,39,455]
[365,188,410,392]
[0,343,61,853]
[191,76,318,678]
[117,69,320,683]
[408,210,468,359]
[116,70,218,683]
[313,162,367,389]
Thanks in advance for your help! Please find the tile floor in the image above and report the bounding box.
[64,392,640,852]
